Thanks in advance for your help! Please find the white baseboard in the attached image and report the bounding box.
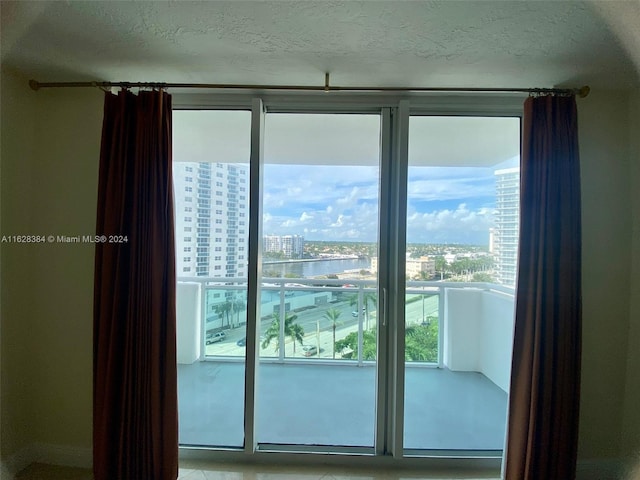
[1,443,92,478]
[577,458,626,480]
[1,461,15,480]
[2,444,37,479]
[0,448,627,480]
[33,443,92,469]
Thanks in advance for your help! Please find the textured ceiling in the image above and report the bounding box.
[1,0,639,89]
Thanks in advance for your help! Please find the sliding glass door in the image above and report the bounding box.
[257,113,381,448]
[173,99,521,462]
[403,116,520,452]
[173,110,252,447]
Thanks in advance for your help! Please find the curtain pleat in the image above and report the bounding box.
[504,95,582,480]
[93,90,178,480]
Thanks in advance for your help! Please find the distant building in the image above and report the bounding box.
[263,235,282,255]
[444,253,457,264]
[281,235,305,258]
[494,167,520,286]
[263,234,304,258]
[406,256,436,279]
[369,256,435,279]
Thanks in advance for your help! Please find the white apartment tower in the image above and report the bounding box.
[174,162,249,278]
[263,234,304,258]
[494,167,520,286]
[281,235,304,258]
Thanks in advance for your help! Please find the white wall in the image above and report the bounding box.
[1,68,102,473]
[444,288,514,393]
[479,291,515,393]
[622,91,640,459]
[1,68,38,472]
[444,288,482,372]
[177,282,201,364]
[577,89,633,461]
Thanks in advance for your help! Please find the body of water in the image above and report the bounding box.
[263,258,371,278]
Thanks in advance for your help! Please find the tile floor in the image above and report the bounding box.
[16,462,501,480]
[178,362,508,450]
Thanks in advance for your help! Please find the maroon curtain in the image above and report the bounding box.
[93,90,178,480]
[504,95,582,479]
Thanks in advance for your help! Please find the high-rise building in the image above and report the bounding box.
[281,235,304,258]
[494,167,520,286]
[263,234,304,258]
[263,235,282,255]
[174,162,249,278]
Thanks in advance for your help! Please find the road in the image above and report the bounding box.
[203,292,439,359]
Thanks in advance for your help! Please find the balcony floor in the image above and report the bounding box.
[178,361,507,451]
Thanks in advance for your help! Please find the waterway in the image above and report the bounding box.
[263,258,371,278]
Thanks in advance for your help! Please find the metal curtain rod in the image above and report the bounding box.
[28,73,591,98]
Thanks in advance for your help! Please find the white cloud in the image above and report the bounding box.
[406,203,493,244]
[261,164,496,244]
[330,214,346,227]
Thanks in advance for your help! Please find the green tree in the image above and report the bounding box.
[213,301,232,328]
[230,294,246,328]
[471,272,494,282]
[335,329,377,360]
[263,269,282,277]
[405,321,439,362]
[335,322,438,362]
[323,308,343,359]
[434,256,448,280]
[261,311,304,354]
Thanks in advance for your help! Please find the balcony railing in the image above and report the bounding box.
[177,276,515,393]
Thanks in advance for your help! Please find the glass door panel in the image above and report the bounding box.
[403,116,520,451]
[173,110,252,447]
[257,113,381,447]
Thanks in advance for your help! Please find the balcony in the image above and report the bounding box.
[176,277,514,452]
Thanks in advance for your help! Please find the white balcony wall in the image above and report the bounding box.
[444,288,515,393]
[479,291,515,392]
[177,282,202,364]
[444,288,483,372]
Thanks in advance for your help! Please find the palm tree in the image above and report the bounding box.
[261,311,304,354]
[229,294,246,328]
[349,291,377,330]
[323,308,343,359]
[289,323,305,354]
[213,301,232,328]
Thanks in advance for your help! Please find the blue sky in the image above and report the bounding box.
[173,110,520,245]
[263,163,505,245]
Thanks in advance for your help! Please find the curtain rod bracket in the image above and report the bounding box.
[29,79,40,91]
[324,73,330,93]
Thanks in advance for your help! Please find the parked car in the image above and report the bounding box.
[302,345,318,357]
[206,331,226,345]
[352,307,366,317]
